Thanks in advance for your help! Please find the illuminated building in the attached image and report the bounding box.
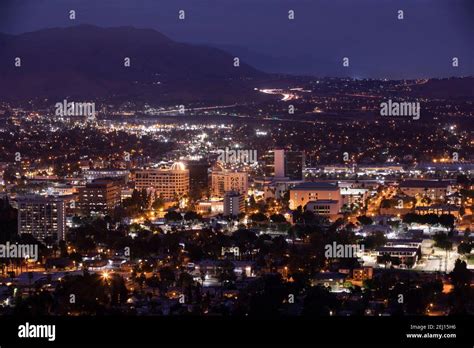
[135,162,189,201]
[274,149,285,178]
[399,180,451,200]
[210,164,248,198]
[352,267,373,281]
[83,169,130,184]
[17,194,66,241]
[340,187,369,205]
[223,191,245,217]
[197,198,224,216]
[289,182,341,210]
[357,164,404,175]
[78,179,121,215]
[264,149,305,180]
[305,200,341,219]
[375,239,423,268]
[285,151,305,180]
[253,176,303,200]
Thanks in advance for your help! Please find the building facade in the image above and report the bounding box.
[265,149,305,180]
[399,180,451,200]
[305,199,341,219]
[83,169,130,184]
[135,162,189,201]
[17,195,66,241]
[78,179,121,215]
[289,182,342,210]
[223,191,245,217]
[210,167,248,198]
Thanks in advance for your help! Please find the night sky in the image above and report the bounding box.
[1,0,473,79]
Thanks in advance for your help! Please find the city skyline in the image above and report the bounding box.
[0,1,472,346]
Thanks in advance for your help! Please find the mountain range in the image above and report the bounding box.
[0,25,472,104]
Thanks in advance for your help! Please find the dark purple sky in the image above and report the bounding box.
[1,0,473,79]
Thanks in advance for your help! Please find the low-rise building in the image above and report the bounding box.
[399,180,451,200]
[196,198,224,216]
[340,186,369,206]
[305,200,341,220]
[375,247,419,267]
[352,267,373,281]
[289,181,341,210]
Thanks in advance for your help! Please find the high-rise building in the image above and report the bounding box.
[210,165,248,198]
[274,149,285,178]
[78,179,121,215]
[17,195,66,241]
[285,151,305,180]
[135,162,189,201]
[264,149,305,180]
[186,159,210,199]
[261,150,275,177]
[223,191,245,217]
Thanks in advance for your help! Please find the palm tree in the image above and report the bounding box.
[433,233,453,273]
[28,271,33,295]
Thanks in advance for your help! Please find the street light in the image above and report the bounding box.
[101,271,111,281]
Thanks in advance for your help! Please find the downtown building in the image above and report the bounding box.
[210,165,248,198]
[254,149,305,200]
[186,159,210,199]
[264,149,305,180]
[223,191,245,217]
[17,194,67,241]
[134,162,189,201]
[83,169,130,184]
[78,179,121,215]
[289,182,342,219]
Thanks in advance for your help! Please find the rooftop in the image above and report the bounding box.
[386,238,423,244]
[292,182,339,191]
[376,247,419,253]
